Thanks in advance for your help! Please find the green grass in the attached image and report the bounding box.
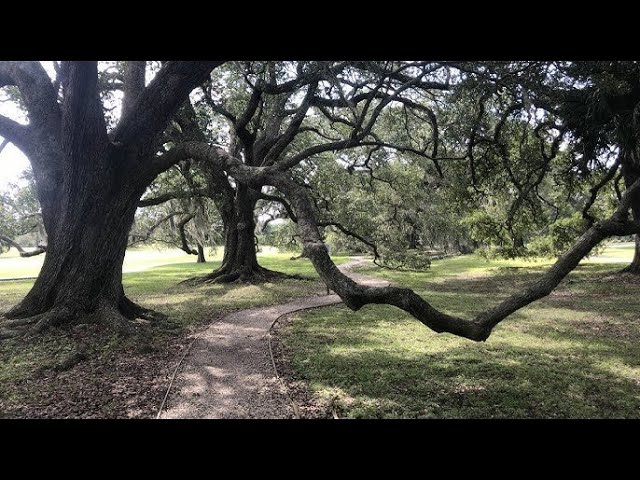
[280,247,640,418]
[588,241,635,260]
[0,245,227,279]
[0,251,349,414]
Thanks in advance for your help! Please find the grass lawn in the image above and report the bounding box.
[588,241,636,261]
[0,244,235,279]
[0,250,348,418]
[279,243,640,418]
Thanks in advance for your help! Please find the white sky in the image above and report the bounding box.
[0,143,30,188]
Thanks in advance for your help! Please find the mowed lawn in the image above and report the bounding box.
[0,245,231,279]
[280,242,640,418]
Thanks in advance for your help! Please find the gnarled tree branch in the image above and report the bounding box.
[160,141,640,341]
[583,155,621,227]
[0,61,61,139]
[122,61,146,117]
[177,213,198,255]
[0,115,30,153]
[112,61,223,153]
[272,175,640,342]
[0,234,47,257]
[138,189,208,207]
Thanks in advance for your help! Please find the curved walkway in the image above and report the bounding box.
[159,258,388,419]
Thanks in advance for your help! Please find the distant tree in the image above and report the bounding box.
[0,168,46,257]
[133,161,223,263]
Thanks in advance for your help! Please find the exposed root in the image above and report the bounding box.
[53,351,87,372]
[0,328,20,340]
[119,295,167,321]
[4,300,43,320]
[619,265,640,275]
[2,317,42,328]
[2,295,165,339]
[30,307,73,336]
[137,309,168,321]
[1,310,61,339]
[91,305,141,336]
[205,271,242,284]
[181,265,310,285]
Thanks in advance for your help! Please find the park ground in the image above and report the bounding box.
[0,243,638,418]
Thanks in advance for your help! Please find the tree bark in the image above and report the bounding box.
[620,145,640,274]
[196,243,206,263]
[5,148,159,332]
[621,234,640,274]
[205,185,266,282]
[192,183,302,283]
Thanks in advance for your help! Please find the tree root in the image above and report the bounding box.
[53,350,87,372]
[30,307,73,335]
[0,308,69,339]
[90,304,141,336]
[1,296,165,339]
[0,328,20,340]
[619,264,640,274]
[181,265,310,285]
[2,317,42,328]
[119,295,168,321]
[5,300,42,320]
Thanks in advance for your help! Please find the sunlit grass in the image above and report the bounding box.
[584,241,635,261]
[281,248,640,418]
[0,244,315,279]
[0,245,203,279]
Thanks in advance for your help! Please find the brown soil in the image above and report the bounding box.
[0,329,194,419]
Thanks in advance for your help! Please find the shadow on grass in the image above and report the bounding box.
[286,333,640,418]
[282,260,640,419]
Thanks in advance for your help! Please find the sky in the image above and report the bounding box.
[0,87,30,189]
[0,142,30,188]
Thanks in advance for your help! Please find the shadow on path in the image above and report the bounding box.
[160,257,386,419]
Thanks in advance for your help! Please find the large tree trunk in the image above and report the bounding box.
[2,63,165,334]
[193,184,302,283]
[620,143,640,274]
[5,149,160,333]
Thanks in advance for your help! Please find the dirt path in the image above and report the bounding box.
[159,257,388,419]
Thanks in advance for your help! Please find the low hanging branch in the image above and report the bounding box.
[582,156,621,227]
[317,220,380,260]
[0,234,47,257]
[128,211,185,246]
[138,189,208,207]
[177,213,198,255]
[274,175,640,341]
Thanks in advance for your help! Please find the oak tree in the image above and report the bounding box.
[0,61,222,335]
